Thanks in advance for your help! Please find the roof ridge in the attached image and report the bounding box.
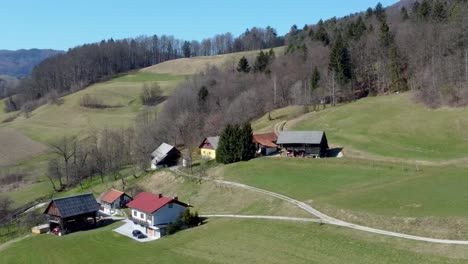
[52,193,94,201]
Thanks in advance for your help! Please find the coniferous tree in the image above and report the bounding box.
[198,86,209,102]
[365,7,373,19]
[236,56,251,73]
[401,7,409,21]
[375,2,386,22]
[253,51,271,73]
[389,46,409,92]
[239,123,256,161]
[216,124,235,164]
[315,20,330,46]
[379,21,393,48]
[311,67,321,90]
[329,34,352,85]
[432,1,446,22]
[419,0,432,19]
[182,41,191,58]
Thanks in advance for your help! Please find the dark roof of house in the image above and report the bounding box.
[100,189,127,204]
[151,143,178,164]
[253,132,278,148]
[277,131,325,145]
[126,192,188,214]
[44,193,99,218]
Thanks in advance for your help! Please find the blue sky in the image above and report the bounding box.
[1,0,397,50]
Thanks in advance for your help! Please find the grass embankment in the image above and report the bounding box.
[288,93,468,162]
[1,218,466,264]
[223,158,468,239]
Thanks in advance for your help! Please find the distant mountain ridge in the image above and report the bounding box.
[0,49,63,78]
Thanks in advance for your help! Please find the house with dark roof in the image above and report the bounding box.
[199,136,219,160]
[150,143,181,170]
[253,132,278,156]
[277,131,329,158]
[99,189,132,215]
[43,193,100,235]
[126,192,189,238]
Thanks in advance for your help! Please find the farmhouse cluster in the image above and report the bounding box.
[39,189,191,241]
[199,130,331,160]
[34,130,336,241]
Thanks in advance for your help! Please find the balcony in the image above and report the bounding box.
[129,216,150,227]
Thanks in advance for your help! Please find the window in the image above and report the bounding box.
[169,203,173,208]
[140,213,144,219]
[133,211,137,217]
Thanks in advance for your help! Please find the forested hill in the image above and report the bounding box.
[0,49,63,77]
[284,0,467,107]
[3,27,283,112]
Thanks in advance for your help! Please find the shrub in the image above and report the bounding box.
[79,94,106,108]
[140,83,164,106]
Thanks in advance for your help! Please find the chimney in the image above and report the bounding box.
[173,196,178,201]
[158,193,162,198]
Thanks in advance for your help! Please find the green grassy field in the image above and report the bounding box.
[142,47,285,75]
[288,93,468,161]
[1,218,466,264]
[222,158,468,239]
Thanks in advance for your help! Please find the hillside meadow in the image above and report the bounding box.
[287,93,468,162]
[1,218,467,264]
[222,157,468,239]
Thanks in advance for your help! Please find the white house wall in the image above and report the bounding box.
[153,203,186,225]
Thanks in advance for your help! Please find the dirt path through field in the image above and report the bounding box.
[173,168,468,245]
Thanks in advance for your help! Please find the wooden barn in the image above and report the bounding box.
[43,193,100,236]
[150,143,181,170]
[277,131,329,158]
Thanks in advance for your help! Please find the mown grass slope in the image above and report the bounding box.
[288,93,468,161]
[223,158,468,239]
[142,47,285,75]
[1,218,466,264]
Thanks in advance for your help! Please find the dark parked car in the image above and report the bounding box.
[137,233,147,239]
[132,230,142,237]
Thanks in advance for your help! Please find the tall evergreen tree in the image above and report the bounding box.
[315,20,330,46]
[182,41,191,58]
[365,7,373,19]
[236,56,251,73]
[401,7,409,21]
[379,21,393,48]
[375,2,386,22]
[329,34,352,85]
[389,46,409,92]
[216,124,236,164]
[253,51,272,73]
[419,0,432,19]
[239,123,256,161]
[311,67,321,90]
[198,86,209,102]
[432,1,447,22]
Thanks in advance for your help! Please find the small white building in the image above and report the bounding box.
[99,189,132,215]
[126,192,188,239]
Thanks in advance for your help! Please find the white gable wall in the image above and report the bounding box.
[153,202,186,225]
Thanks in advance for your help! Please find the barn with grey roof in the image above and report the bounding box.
[277,131,329,157]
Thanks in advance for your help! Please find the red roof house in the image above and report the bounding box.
[253,132,278,155]
[99,189,132,215]
[126,192,189,238]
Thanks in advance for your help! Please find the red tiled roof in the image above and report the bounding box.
[253,132,278,148]
[100,189,125,204]
[126,192,188,214]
